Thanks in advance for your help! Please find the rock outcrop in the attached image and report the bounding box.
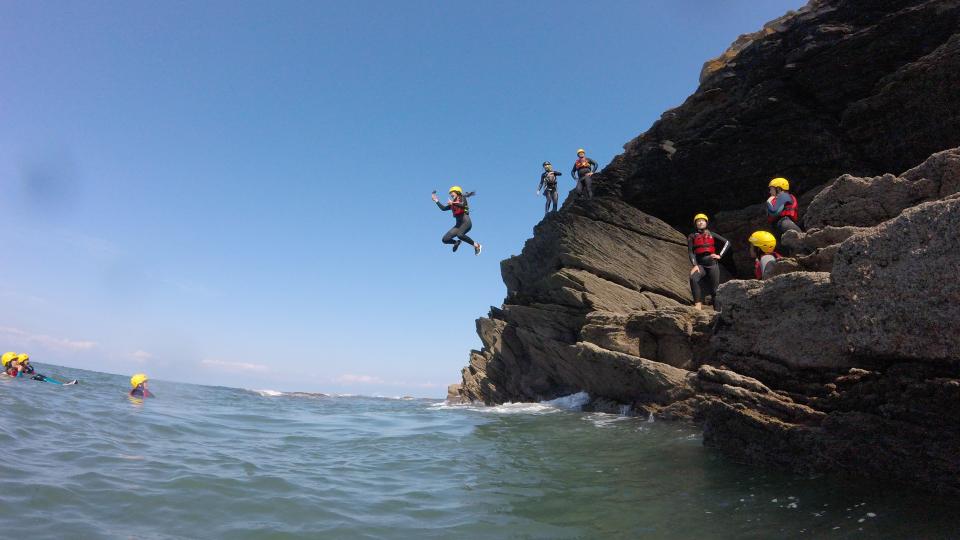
[455,0,960,494]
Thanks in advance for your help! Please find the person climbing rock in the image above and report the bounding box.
[129,373,154,398]
[748,230,781,280]
[432,186,482,256]
[537,161,563,215]
[687,213,729,310]
[765,177,802,245]
[570,148,598,198]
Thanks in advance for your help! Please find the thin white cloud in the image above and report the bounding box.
[132,350,153,363]
[201,358,269,373]
[334,373,385,385]
[0,326,97,352]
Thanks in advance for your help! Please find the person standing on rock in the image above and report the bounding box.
[571,148,598,198]
[687,213,730,310]
[765,177,802,244]
[537,161,563,215]
[432,186,482,256]
[748,230,781,279]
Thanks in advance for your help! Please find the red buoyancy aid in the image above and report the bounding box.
[754,251,782,279]
[768,193,799,224]
[451,199,468,217]
[574,157,592,170]
[692,232,716,255]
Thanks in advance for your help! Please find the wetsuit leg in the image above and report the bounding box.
[442,227,459,244]
[584,174,593,198]
[545,190,558,214]
[705,264,720,304]
[454,215,476,246]
[544,191,551,215]
[689,267,705,303]
[778,217,802,235]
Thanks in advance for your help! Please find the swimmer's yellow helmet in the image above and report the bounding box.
[448,186,463,195]
[16,353,29,364]
[1,352,17,367]
[130,373,149,388]
[693,213,709,223]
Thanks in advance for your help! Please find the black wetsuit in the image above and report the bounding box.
[687,230,730,304]
[436,194,476,248]
[538,171,563,214]
[130,387,154,398]
[571,157,598,198]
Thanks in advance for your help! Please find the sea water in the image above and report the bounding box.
[1,365,958,539]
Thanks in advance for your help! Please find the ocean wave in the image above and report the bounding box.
[434,391,591,415]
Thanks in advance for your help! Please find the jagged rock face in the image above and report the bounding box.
[833,194,960,360]
[804,147,960,228]
[599,0,960,230]
[459,198,696,405]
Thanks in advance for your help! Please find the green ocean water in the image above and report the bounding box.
[1,364,957,539]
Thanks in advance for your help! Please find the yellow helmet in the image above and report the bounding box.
[16,353,29,364]
[131,373,149,388]
[693,213,709,223]
[448,186,463,194]
[577,148,586,154]
[768,177,790,190]
[1,352,17,367]
[748,231,778,254]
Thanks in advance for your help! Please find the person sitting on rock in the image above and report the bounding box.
[687,213,730,310]
[748,230,781,280]
[537,161,564,215]
[432,186,482,256]
[765,177,802,244]
[570,148,598,199]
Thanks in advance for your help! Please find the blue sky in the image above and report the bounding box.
[0,0,802,397]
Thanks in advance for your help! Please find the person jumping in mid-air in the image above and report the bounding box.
[571,148,598,199]
[432,186,482,255]
[537,161,563,215]
[687,214,730,310]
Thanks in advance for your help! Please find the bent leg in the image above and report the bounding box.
[442,227,459,244]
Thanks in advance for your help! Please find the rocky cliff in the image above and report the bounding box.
[454,0,960,493]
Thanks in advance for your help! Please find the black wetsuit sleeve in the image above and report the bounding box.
[555,171,562,176]
[589,158,598,172]
[687,234,698,266]
[538,173,546,191]
[713,232,731,257]
[571,164,578,177]
[436,201,451,211]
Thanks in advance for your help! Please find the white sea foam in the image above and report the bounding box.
[252,389,284,397]
[433,391,592,415]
